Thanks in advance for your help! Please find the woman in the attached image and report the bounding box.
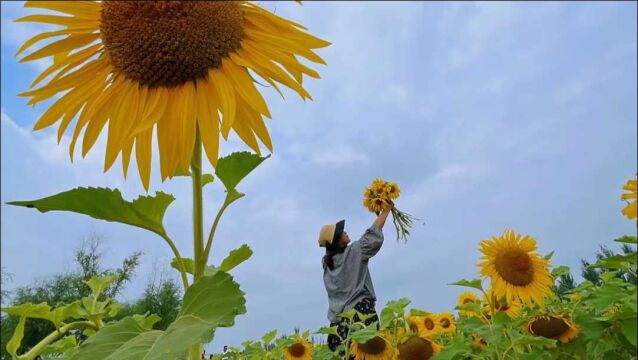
[318,203,392,352]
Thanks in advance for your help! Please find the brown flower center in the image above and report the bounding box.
[462,298,475,304]
[287,343,306,357]
[494,248,534,286]
[358,336,387,355]
[440,318,451,328]
[423,318,435,330]
[397,336,434,360]
[529,316,570,339]
[100,1,244,88]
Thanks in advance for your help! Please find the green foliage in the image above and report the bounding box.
[8,188,175,238]
[449,278,484,292]
[116,277,182,331]
[215,152,269,192]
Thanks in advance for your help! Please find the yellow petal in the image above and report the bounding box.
[236,96,273,152]
[20,33,99,62]
[135,128,153,191]
[209,69,237,139]
[177,83,197,172]
[31,44,102,87]
[221,58,271,118]
[121,138,134,179]
[15,14,98,29]
[24,1,101,18]
[196,79,221,167]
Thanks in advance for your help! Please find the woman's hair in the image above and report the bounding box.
[323,239,346,270]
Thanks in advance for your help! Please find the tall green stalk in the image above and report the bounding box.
[189,128,205,360]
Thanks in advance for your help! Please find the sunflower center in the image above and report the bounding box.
[358,336,387,355]
[397,336,434,360]
[462,298,474,304]
[494,249,534,286]
[530,316,570,339]
[423,318,435,330]
[100,1,244,88]
[287,343,306,357]
[440,318,451,328]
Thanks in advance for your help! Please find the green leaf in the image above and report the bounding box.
[219,244,253,272]
[407,309,431,316]
[449,278,483,292]
[621,317,637,347]
[590,253,637,269]
[7,188,175,237]
[41,336,77,356]
[543,251,555,260]
[1,302,52,319]
[349,324,378,343]
[7,315,27,357]
[551,265,570,277]
[614,235,637,244]
[261,329,277,344]
[169,257,217,277]
[49,301,83,326]
[72,272,245,359]
[84,275,119,298]
[314,326,339,336]
[202,174,215,187]
[215,152,269,191]
[132,314,162,330]
[337,309,357,320]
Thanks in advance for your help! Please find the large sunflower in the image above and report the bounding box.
[621,178,637,220]
[283,338,312,360]
[350,335,395,360]
[526,315,580,344]
[457,292,480,317]
[478,229,553,307]
[393,335,441,360]
[17,1,329,189]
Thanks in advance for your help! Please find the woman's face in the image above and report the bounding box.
[339,231,351,247]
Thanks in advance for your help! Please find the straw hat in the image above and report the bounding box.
[318,219,345,247]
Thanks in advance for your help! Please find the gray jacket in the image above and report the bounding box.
[322,224,384,323]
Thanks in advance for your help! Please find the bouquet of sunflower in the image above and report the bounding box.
[363,178,418,242]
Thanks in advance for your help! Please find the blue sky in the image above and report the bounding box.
[1,1,636,352]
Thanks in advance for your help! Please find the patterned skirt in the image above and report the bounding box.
[327,297,379,352]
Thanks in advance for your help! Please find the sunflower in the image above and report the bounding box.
[478,229,553,307]
[283,338,312,360]
[482,287,522,318]
[385,182,400,200]
[350,335,395,360]
[16,1,329,189]
[393,335,441,360]
[526,315,580,344]
[457,292,480,317]
[411,314,438,338]
[369,198,389,213]
[435,313,456,335]
[470,334,487,350]
[621,178,637,220]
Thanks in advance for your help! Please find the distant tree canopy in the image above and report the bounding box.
[1,235,182,359]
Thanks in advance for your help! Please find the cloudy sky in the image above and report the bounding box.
[1,0,636,352]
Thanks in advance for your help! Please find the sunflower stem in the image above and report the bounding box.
[189,128,205,360]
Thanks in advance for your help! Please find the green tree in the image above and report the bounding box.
[116,274,182,331]
[0,236,141,359]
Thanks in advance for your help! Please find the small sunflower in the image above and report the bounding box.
[369,198,388,213]
[413,314,439,338]
[17,1,329,189]
[393,335,441,360]
[350,335,395,360]
[435,313,456,335]
[482,287,522,318]
[526,315,580,344]
[385,183,400,200]
[470,334,487,350]
[621,178,637,220]
[283,338,312,360]
[478,229,553,307]
[457,292,480,317]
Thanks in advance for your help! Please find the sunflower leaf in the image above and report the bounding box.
[215,151,269,192]
[7,187,175,237]
[589,253,637,270]
[219,244,253,272]
[614,235,637,244]
[70,271,245,360]
[261,329,277,344]
[551,265,570,277]
[349,323,378,343]
[449,278,483,292]
[621,317,637,347]
[543,251,555,260]
[314,326,339,336]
